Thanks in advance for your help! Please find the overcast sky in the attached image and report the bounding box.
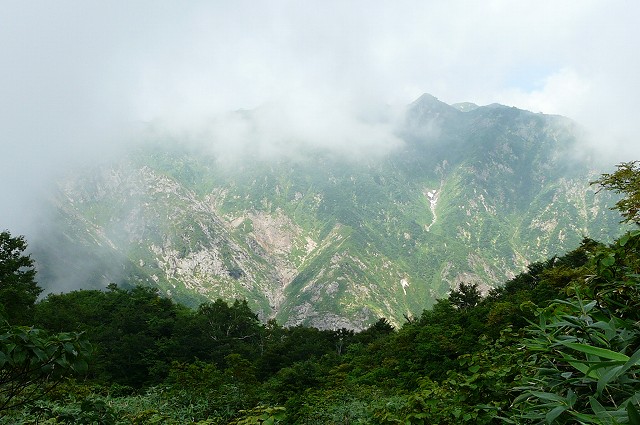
[2,1,640,235]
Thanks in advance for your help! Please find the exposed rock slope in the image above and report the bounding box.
[33,95,623,329]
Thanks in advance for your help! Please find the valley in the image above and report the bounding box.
[31,95,623,329]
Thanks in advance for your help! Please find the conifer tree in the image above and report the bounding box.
[0,231,42,324]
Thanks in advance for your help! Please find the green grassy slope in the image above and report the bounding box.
[32,95,623,329]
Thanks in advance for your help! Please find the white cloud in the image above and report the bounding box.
[499,69,592,115]
[2,0,640,235]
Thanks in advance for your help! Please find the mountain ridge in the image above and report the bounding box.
[31,94,623,329]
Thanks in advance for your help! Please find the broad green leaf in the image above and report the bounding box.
[55,356,69,368]
[597,365,624,396]
[569,410,599,422]
[72,359,88,374]
[546,405,567,423]
[583,300,597,312]
[63,342,77,355]
[601,254,615,267]
[590,396,607,415]
[616,348,640,377]
[589,397,620,421]
[13,349,27,364]
[619,233,630,246]
[530,391,565,402]
[562,353,597,378]
[567,389,577,408]
[589,321,615,331]
[512,392,533,404]
[32,347,47,362]
[627,402,640,425]
[560,341,630,361]
[588,359,627,372]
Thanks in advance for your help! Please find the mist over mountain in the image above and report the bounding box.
[30,95,622,329]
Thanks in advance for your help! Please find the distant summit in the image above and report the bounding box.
[409,93,457,113]
[32,95,621,330]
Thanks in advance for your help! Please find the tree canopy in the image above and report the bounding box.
[0,231,91,414]
[0,231,41,324]
[592,160,640,224]
[1,163,640,423]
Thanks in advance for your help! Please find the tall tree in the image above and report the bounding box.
[448,282,482,310]
[0,231,41,324]
[592,160,640,224]
[0,232,92,413]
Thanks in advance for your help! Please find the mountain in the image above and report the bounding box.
[31,94,623,329]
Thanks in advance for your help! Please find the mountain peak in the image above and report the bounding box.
[406,93,460,120]
[31,94,619,330]
[410,93,450,108]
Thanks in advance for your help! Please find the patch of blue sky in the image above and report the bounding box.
[504,64,557,92]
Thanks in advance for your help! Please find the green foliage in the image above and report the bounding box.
[580,229,640,319]
[449,282,482,310]
[2,231,634,424]
[160,360,256,423]
[256,324,346,380]
[507,294,640,423]
[229,405,286,425]
[0,231,41,324]
[0,323,92,412]
[42,286,175,386]
[506,233,640,423]
[354,318,395,346]
[25,396,118,425]
[197,299,261,345]
[35,103,624,329]
[3,157,638,424]
[375,330,524,424]
[281,384,389,424]
[592,161,640,224]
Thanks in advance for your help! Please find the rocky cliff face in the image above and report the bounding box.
[32,95,623,330]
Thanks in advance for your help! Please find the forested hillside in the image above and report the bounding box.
[31,95,622,329]
[1,163,640,424]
